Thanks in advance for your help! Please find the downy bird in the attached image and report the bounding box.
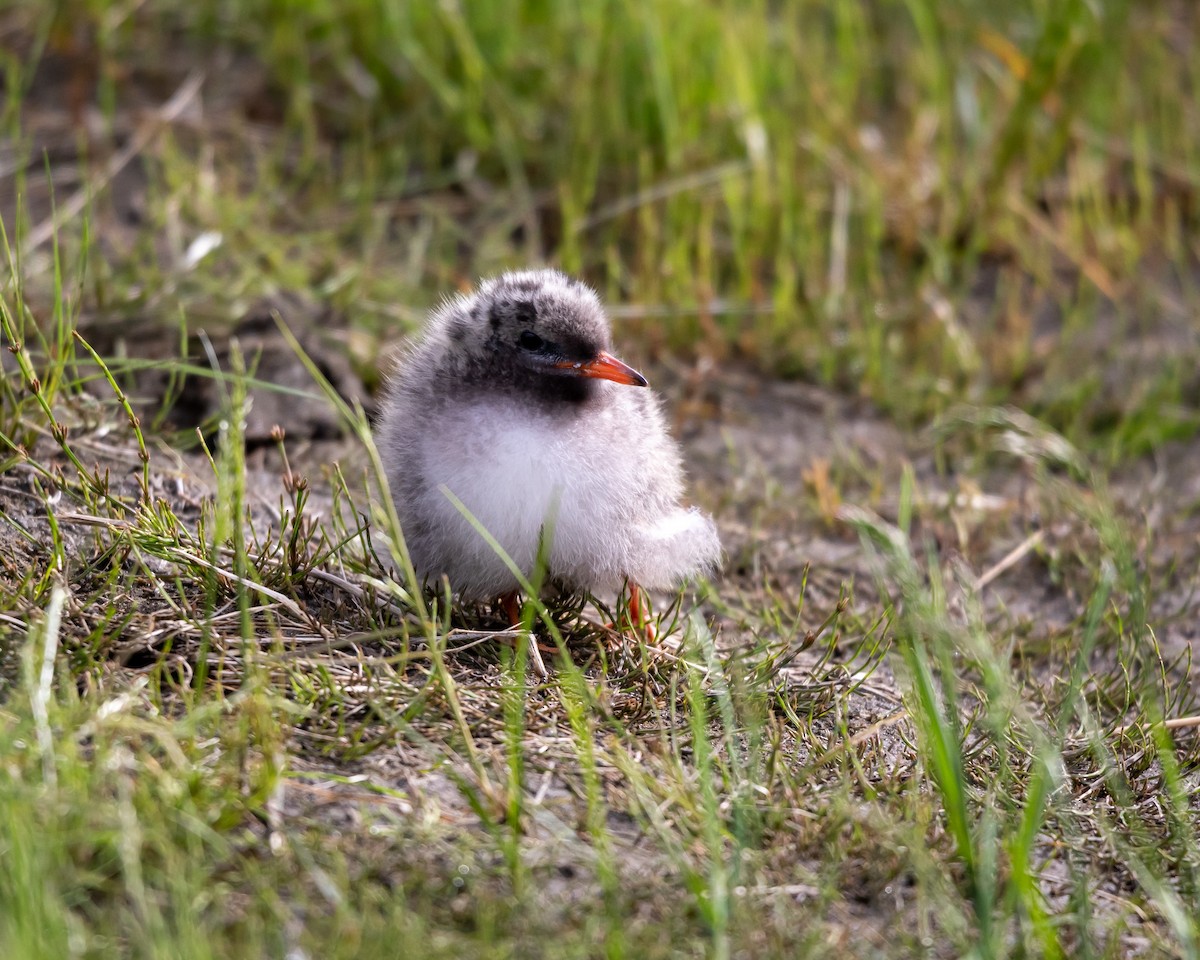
[375,269,720,628]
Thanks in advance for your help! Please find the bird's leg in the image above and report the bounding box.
[499,590,521,626]
[624,581,658,644]
[496,590,549,678]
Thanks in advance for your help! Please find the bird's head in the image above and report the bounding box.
[432,270,648,402]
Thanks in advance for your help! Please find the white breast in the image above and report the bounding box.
[405,392,718,598]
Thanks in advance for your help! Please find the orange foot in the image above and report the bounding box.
[623,582,658,644]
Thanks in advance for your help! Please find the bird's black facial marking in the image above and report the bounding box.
[533,374,594,407]
[513,300,537,326]
[488,305,503,330]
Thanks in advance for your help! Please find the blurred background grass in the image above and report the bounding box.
[3,0,1197,455]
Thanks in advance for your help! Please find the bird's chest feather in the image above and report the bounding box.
[417,398,630,553]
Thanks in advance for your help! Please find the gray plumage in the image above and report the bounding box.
[375,269,720,599]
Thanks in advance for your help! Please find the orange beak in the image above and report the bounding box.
[554,351,648,387]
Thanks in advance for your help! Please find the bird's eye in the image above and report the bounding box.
[518,331,544,351]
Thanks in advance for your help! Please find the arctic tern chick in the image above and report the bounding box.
[376,269,720,620]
